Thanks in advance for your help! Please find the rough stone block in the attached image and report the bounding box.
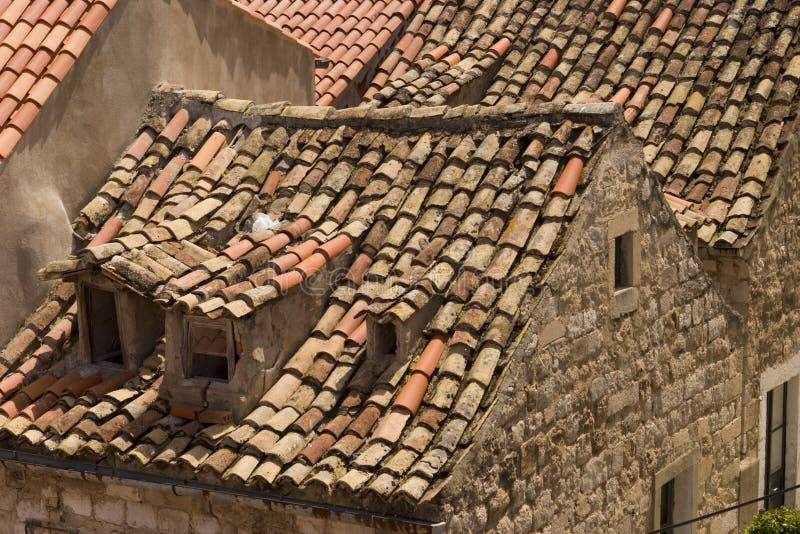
[94,497,126,526]
[126,501,157,530]
[538,319,566,347]
[189,513,223,534]
[106,482,143,503]
[0,486,17,512]
[158,507,190,534]
[63,490,92,517]
[606,384,639,416]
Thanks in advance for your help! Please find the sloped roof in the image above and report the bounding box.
[361,0,800,249]
[6,88,621,505]
[0,0,116,160]
[233,0,425,106]
[362,0,517,105]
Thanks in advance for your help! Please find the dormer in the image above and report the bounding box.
[367,295,444,362]
[161,242,354,421]
[74,274,165,372]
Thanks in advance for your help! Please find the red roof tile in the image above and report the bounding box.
[361,0,800,249]
[19,89,618,504]
[0,0,114,161]
[233,0,425,105]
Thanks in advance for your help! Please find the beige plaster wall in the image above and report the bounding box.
[436,125,744,533]
[0,0,315,343]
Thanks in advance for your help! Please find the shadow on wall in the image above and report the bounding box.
[0,0,316,343]
[178,0,316,100]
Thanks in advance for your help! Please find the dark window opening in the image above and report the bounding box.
[375,323,397,357]
[614,232,634,289]
[188,321,234,381]
[87,287,123,365]
[765,382,788,510]
[659,478,675,534]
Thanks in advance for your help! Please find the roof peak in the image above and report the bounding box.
[151,84,625,134]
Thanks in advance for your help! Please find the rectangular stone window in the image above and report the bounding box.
[608,210,641,317]
[766,382,788,509]
[185,318,237,382]
[85,286,123,365]
[659,478,675,532]
[614,231,635,289]
[652,452,697,534]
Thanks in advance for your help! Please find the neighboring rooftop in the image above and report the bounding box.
[0,0,115,160]
[233,0,425,106]
[4,88,620,506]
[359,0,800,249]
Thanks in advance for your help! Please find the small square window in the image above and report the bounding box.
[614,231,635,289]
[186,319,237,381]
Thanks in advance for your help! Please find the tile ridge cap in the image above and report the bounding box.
[162,90,626,132]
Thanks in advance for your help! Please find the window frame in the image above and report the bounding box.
[614,231,635,290]
[607,209,641,317]
[78,282,126,368]
[765,382,789,509]
[652,451,698,534]
[659,477,675,533]
[183,316,238,383]
[757,366,800,513]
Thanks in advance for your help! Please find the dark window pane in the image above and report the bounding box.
[660,478,674,532]
[191,353,228,380]
[770,384,785,430]
[770,429,784,474]
[87,287,122,364]
[614,232,634,289]
[765,382,788,510]
[188,321,231,381]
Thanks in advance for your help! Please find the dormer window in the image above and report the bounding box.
[86,286,123,365]
[372,322,398,357]
[185,318,237,382]
[367,296,443,361]
[76,279,164,371]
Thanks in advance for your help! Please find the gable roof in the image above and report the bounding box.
[233,0,425,106]
[360,0,800,249]
[0,0,116,160]
[7,88,621,507]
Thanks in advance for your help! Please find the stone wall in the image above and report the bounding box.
[723,116,800,520]
[0,461,439,534]
[434,125,744,533]
[0,0,316,343]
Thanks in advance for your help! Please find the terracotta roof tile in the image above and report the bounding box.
[19,89,619,504]
[233,0,425,105]
[0,0,114,159]
[355,0,800,248]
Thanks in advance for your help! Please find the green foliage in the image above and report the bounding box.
[744,507,800,534]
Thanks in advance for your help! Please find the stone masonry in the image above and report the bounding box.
[434,125,744,533]
[0,461,440,534]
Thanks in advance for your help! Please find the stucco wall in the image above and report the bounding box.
[0,0,315,343]
[0,461,438,534]
[435,125,743,533]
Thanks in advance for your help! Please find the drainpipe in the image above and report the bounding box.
[0,448,446,533]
